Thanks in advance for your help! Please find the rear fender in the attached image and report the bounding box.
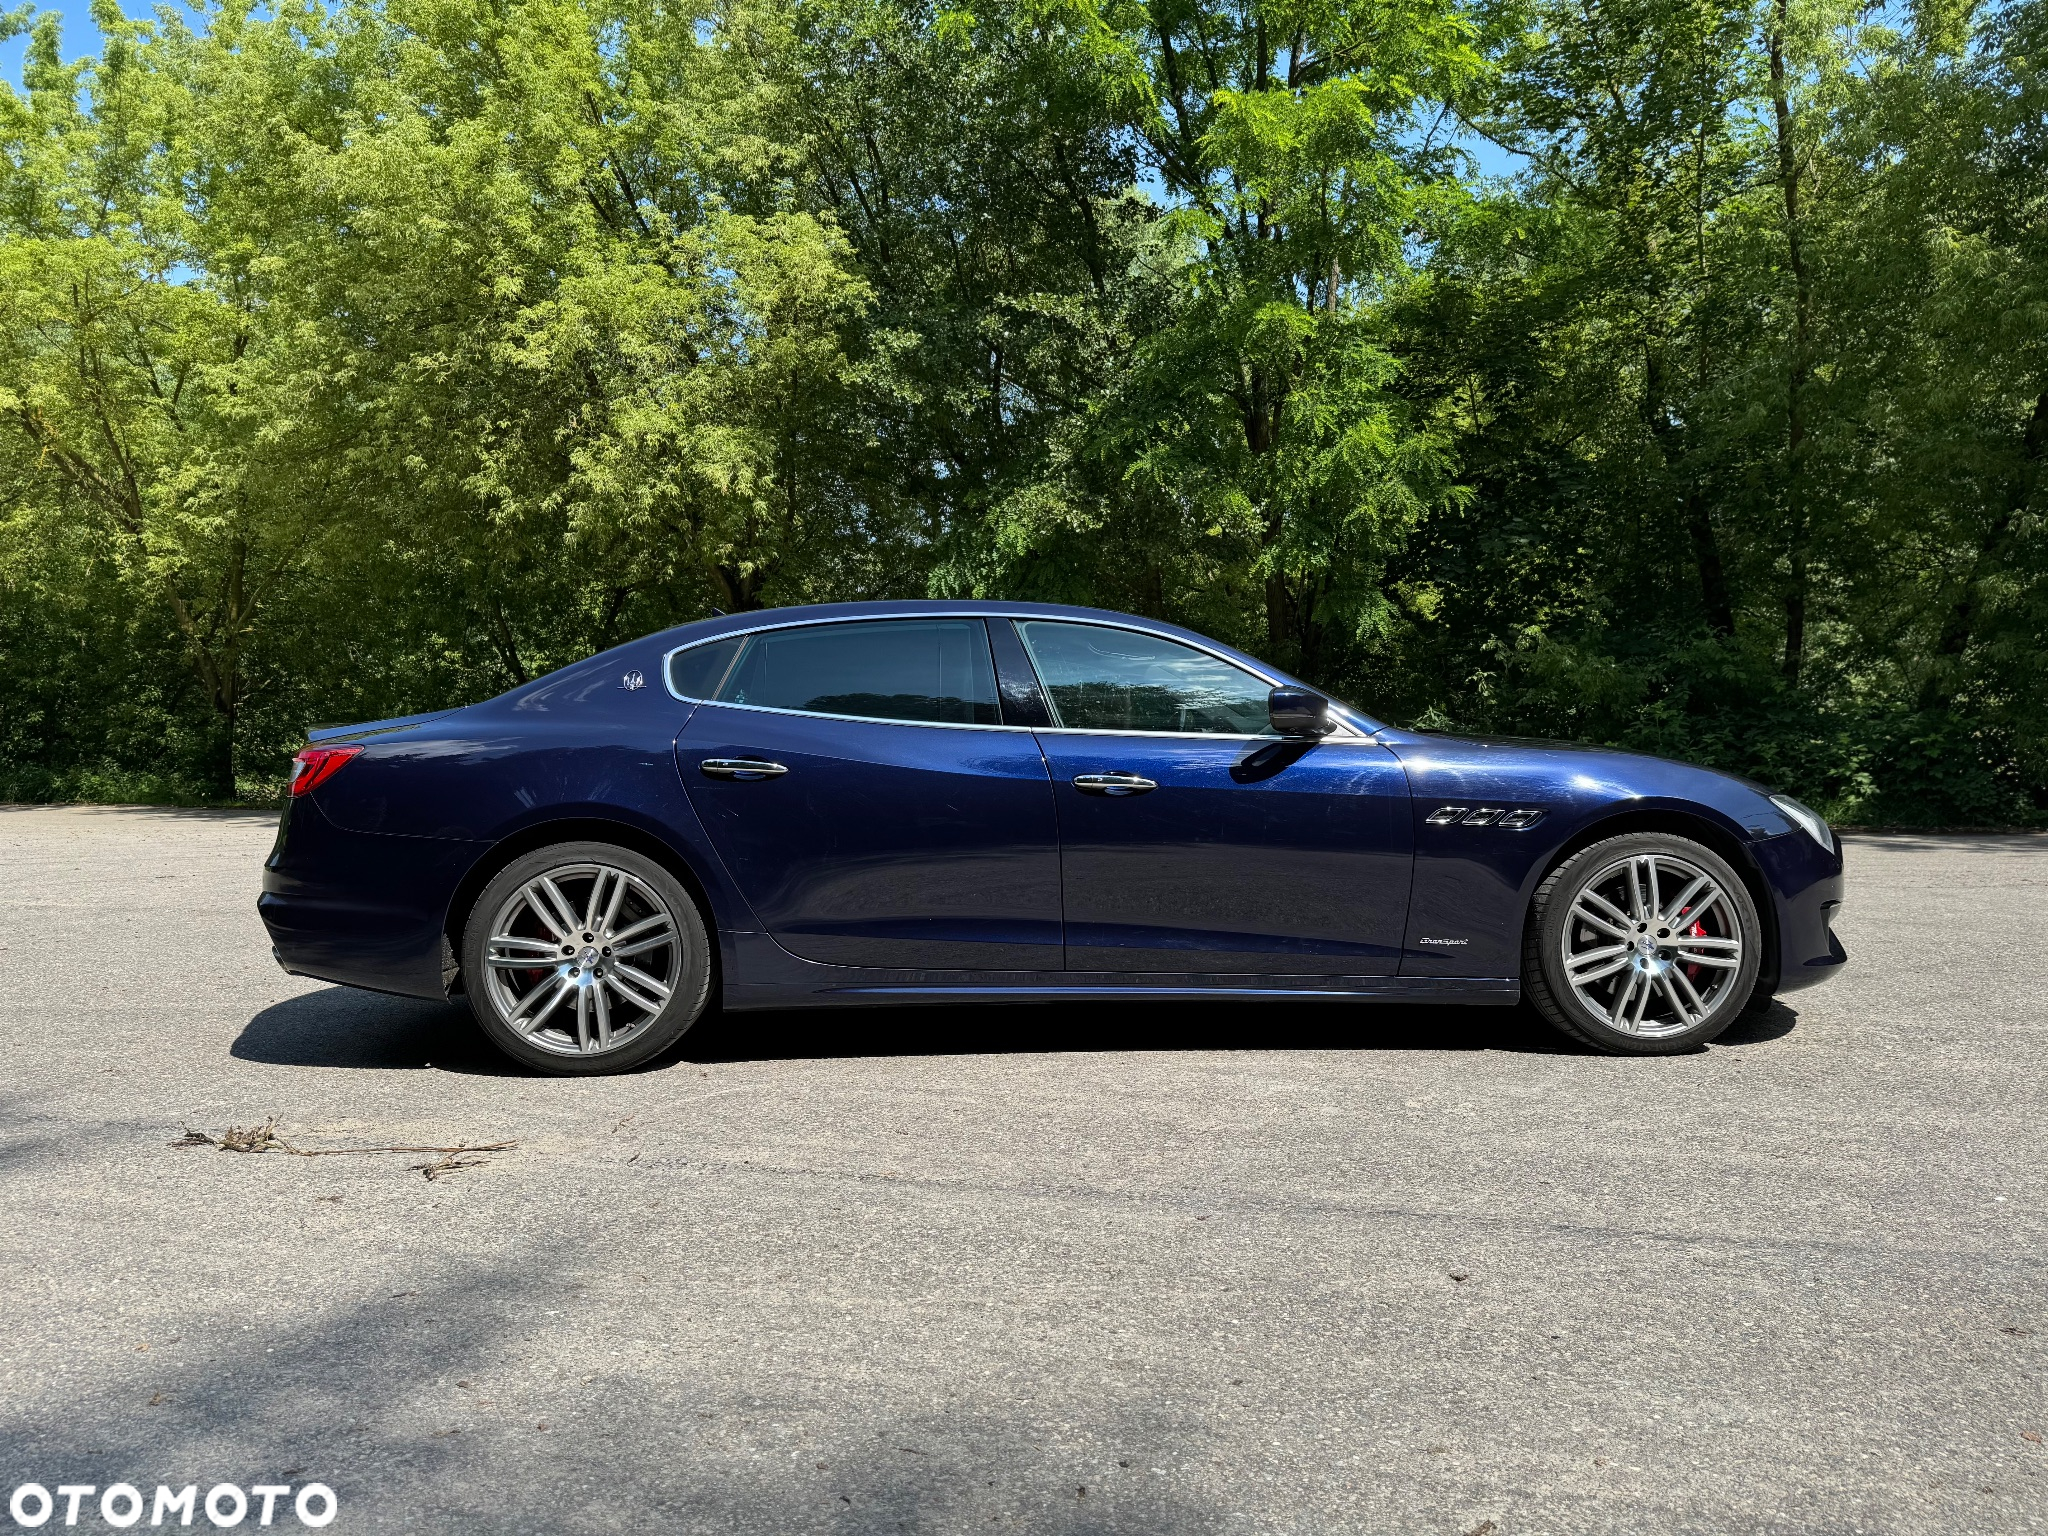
[436,806,756,999]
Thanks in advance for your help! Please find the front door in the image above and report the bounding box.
[1013,619,1413,974]
[677,617,1062,971]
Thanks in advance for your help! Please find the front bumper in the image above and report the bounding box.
[1752,831,1847,994]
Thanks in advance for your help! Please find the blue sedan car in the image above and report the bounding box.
[259,601,1846,1073]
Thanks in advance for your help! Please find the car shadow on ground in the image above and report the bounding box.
[686,995,1799,1064]
[234,987,522,1074]
[235,984,1799,1074]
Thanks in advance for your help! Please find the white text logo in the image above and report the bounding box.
[8,1482,336,1529]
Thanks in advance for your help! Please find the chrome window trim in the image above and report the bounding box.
[682,698,1033,734]
[660,612,1368,740]
[681,704,1364,743]
[663,614,1008,731]
[1032,725,1368,742]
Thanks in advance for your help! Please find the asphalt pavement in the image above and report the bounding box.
[0,805,2042,1534]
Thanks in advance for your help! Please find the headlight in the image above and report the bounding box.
[1770,794,1835,854]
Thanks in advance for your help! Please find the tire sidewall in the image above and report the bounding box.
[461,841,712,1075]
[1534,833,1762,1053]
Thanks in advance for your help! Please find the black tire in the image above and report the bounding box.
[1523,831,1763,1055]
[460,841,713,1075]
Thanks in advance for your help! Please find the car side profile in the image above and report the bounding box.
[258,601,1846,1073]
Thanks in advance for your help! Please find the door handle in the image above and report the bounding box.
[1072,772,1157,796]
[699,758,788,781]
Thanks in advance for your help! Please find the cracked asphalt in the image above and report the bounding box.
[0,805,2043,1534]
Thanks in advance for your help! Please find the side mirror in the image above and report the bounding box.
[1268,686,1333,738]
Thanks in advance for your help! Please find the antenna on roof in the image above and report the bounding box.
[711,606,727,617]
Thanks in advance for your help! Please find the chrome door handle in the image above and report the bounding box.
[1072,772,1157,796]
[699,758,788,781]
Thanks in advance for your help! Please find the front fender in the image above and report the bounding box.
[1380,733,1784,979]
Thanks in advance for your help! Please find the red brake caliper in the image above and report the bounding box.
[1684,914,1706,982]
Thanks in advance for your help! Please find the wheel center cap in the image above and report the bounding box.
[578,946,600,970]
[1635,935,1660,957]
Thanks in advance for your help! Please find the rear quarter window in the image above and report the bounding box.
[666,636,746,700]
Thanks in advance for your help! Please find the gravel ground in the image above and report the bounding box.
[0,805,2042,1535]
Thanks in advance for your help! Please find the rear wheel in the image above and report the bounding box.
[1523,832,1762,1054]
[461,841,712,1075]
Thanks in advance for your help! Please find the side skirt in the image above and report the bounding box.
[725,975,1521,1011]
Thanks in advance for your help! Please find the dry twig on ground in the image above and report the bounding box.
[170,1120,515,1178]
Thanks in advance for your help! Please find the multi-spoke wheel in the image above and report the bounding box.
[460,842,712,1074]
[1523,832,1763,1054]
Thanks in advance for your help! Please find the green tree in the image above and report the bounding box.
[0,0,2041,822]
[0,3,329,794]
[1000,0,1483,679]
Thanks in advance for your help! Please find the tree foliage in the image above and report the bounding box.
[1,0,2042,822]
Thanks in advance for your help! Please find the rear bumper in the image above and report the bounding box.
[258,797,488,1000]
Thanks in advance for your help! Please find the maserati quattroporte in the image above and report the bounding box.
[259,602,1845,1072]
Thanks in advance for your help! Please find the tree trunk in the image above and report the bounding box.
[710,562,767,612]
[1687,99,1731,639]
[1917,388,2048,710]
[1686,492,1736,637]
[1263,558,1293,658]
[1645,348,1735,638]
[205,697,238,803]
[1240,366,1296,665]
[1135,557,1165,621]
[1770,0,1814,684]
[487,598,530,687]
[160,540,247,801]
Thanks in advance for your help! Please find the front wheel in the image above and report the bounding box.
[461,841,713,1075]
[1523,832,1763,1054]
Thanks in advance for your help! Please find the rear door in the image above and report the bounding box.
[1011,619,1413,974]
[675,617,1062,971]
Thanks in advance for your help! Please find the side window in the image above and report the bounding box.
[1017,621,1274,735]
[716,619,1001,726]
[666,636,745,700]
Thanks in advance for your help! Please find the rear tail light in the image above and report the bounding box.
[289,744,363,797]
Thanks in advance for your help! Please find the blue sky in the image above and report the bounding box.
[2,1,80,86]
[5,1,1523,177]
[2,1,188,86]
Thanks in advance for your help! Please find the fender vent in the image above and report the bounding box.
[1427,806,1546,829]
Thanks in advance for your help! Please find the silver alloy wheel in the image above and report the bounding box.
[479,862,679,1058]
[1560,851,1744,1038]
